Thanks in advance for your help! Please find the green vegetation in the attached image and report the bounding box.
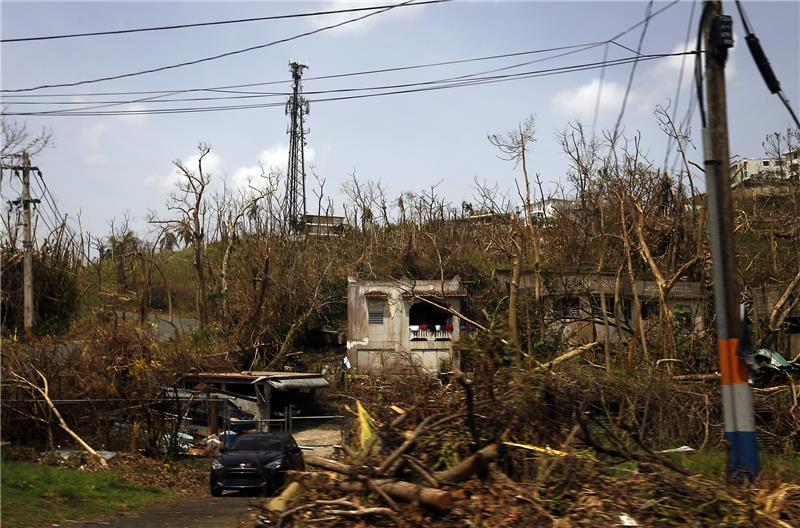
[669,449,800,482]
[0,461,178,528]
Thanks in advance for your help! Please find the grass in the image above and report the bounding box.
[602,448,800,484]
[670,449,800,482]
[1,461,180,528]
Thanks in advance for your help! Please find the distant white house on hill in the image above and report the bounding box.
[730,148,799,188]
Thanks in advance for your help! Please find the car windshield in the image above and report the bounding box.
[230,435,284,451]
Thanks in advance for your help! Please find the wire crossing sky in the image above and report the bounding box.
[1,1,797,239]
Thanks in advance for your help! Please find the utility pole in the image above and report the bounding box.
[284,61,310,233]
[701,0,758,481]
[21,151,34,339]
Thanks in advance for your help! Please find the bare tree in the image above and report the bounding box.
[153,143,212,329]
[1,117,53,160]
[488,114,537,349]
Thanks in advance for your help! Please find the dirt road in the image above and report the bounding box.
[65,496,256,528]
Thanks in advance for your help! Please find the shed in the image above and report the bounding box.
[181,371,329,420]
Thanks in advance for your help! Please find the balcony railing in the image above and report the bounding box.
[409,327,452,341]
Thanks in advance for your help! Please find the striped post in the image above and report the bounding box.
[702,0,758,482]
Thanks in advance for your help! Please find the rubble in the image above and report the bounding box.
[248,369,800,527]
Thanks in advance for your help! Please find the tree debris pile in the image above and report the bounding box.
[253,366,800,527]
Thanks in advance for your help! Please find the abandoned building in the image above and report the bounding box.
[751,283,800,357]
[302,214,347,237]
[346,277,465,374]
[180,371,329,423]
[495,269,705,344]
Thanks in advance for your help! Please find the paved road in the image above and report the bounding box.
[66,496,256,528]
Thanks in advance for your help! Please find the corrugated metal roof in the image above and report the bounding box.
[263,377,329,391]
[185,371,328,383]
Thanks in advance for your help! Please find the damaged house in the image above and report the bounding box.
[346,277,465,374]
[495,269,705,344]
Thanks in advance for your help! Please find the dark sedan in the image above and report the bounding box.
[209,432,305,496]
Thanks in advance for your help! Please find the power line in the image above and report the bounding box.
[591,42,609,140]
[4,42,605,115]
[15,51,611,116]
[607,0,679,42]
[0,43,600,99]
[611,0,654,141]
[734,0,800,128]
[1,0,447,93]
[34,169,64,221]
[2,52,695,118]
[1,0,450,43]
[694,2,712,128]
[5,2,686,116]
[663,0,697,171]
[33,172,63,227]
[2,0,679,96]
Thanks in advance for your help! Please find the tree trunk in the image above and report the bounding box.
[508,244,521,350]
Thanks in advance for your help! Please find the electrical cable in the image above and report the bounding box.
[591,41,609,141]
[0,42,605,98]
[5,3,685,116]
[34,204,57,237]
[611,0,654,142]
[663,0,697,171]
[695,2,712,128]
[1,0,444,93]
[2,0,679,96]
[1,0,450,43]
[734,0,800,128]
[34,174,91,261]
[34,172,63,226]
[6,42,605,115]
[1,52,695,118]
[33,183,62,236]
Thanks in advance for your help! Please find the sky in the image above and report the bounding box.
[1,0,798,240]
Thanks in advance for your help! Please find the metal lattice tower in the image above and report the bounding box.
[284,61,309,231]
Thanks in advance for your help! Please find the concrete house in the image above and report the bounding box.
[730,148,800,189]
[495,270,705,344]
[346,277,465,374]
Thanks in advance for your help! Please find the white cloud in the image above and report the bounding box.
[552,33,738,126]
[308,0,424,35]
[79,122,110,167]
[647,36,738,105]
[115,103,152,127]
[79,122,107,149]
[84,152,110,167]
[146,150,223,193]
[231,143,316,189]
[551,79,631,122]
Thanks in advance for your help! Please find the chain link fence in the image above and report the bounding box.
[253,414,347,458]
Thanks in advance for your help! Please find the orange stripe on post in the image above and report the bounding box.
[718,338,748,385]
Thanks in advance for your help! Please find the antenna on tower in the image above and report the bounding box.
[284,61,309,233]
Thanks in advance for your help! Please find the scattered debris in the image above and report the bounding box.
[658,445,695,454]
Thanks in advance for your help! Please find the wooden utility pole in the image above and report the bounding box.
[21,151,34,339]
[701,0,758,481]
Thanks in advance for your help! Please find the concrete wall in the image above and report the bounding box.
[346,277,462,374]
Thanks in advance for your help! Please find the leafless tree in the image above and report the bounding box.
[152,142,212,329]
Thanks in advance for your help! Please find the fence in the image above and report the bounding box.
[254,413,347,458]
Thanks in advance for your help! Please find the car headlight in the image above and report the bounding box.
[212,460,224,470]
[264,460,282,470]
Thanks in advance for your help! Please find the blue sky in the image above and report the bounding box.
[2,0,798,238]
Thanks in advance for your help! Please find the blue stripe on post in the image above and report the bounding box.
[724,431,759,483]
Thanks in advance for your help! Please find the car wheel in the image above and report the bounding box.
[210,486,222,497]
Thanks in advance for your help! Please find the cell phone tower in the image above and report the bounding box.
[283,61,309,233]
